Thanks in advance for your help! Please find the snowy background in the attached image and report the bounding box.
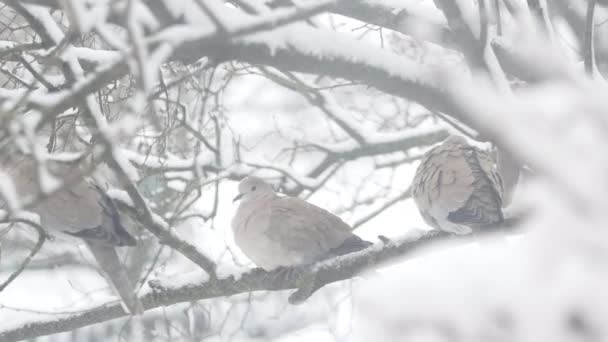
[1,0,608,341]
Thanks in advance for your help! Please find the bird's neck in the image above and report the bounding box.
[239,192,275,208]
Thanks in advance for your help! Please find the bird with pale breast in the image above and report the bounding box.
[412,135,506,235]
[231,176,372,271]
[2,155,144,315]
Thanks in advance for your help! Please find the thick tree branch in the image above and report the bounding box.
[0,222,521,342]
[0,0,481,134]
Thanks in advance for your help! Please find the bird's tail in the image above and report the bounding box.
[85,241,144,315]
[327,235,372,257]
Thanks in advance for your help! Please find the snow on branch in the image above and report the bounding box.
[109,189,218,278]
[0,222,520,342]
[1,0,472,133]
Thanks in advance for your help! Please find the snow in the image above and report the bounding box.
[74,47,122,65]
[63,0,111,35]
[353,237,608,342]
[24,5,65,44]
[3,1,608,341]
[241,21,437,84]
[106,188,135,207]
[152,271,210,290]
[151,0,339,49]
[215,263,252,281]
[0,40,15,50]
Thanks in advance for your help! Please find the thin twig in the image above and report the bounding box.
[15,54,58,91]
[0,221,47,291]
[352,188,412,229]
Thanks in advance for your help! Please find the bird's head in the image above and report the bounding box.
[233,176,274,203]
[444,134,468,145]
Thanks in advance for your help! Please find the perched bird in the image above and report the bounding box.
[2,156,144,315]
[231,176,371,271]
[412,135,505,235]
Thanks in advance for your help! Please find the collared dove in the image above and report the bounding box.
[412,135,505,235]
[2,156,144,315]
[231,176,371,271]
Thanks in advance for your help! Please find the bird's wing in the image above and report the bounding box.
[8,157,135,246]
[5,157,142,315]
[64,184,136,246]
[477,147,506,205]
[446,146,503,226]
[268,197,359,262]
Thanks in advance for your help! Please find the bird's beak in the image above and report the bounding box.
[233,193,244,202]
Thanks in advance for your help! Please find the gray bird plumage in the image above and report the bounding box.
[231,176,371,271]
[2,156,143,314]
[412,135,505,234]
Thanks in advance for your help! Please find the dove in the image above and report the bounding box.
[412,135,505,235]
[231,176,371,271]
[2,155,144,315]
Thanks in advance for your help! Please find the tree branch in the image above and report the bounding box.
[0,220,46,291]
[584,0,597,76]
[0,222,521,342]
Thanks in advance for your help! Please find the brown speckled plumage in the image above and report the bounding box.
[412,135,505,234]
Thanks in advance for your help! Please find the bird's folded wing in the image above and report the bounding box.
[447,147,503,225]
[9,157,135,246]
[477,148,506,206]
[33,180,104,232]
[268,197,353,259]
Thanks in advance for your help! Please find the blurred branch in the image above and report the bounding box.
[494,0,503,36]
[433,0,485,69]
[0,221,523,342]
[584,0,597,76]
[194,0,228,33]
[527,0,553,37]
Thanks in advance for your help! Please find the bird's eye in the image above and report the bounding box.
[251,186,257,191]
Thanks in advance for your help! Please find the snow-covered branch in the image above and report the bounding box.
[0,223,519,342]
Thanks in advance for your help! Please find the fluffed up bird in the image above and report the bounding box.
[412,135,505,235]
[231,176,372,271]
[2,156,144,315]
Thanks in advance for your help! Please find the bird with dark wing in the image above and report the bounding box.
[2,156,144,315]
[412,135,506,235]
[231,176,372,271]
